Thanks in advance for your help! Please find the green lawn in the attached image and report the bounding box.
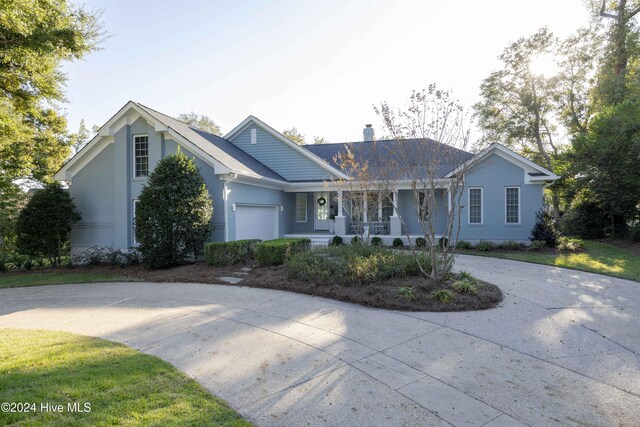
[0,329,251,426]
[0,273,135,289]
[460,240,640,282]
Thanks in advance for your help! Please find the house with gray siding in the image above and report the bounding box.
[54,101,559,253]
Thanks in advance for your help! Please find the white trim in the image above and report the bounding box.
[446,143,559,181]
[505,186,521,225]
[468,187,483,225]
[132,134,149,179]
[223,115,350,180]
[296,193,307,223]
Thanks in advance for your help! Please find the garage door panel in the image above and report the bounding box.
[235,205,278,241]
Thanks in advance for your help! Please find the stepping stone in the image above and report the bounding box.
[217,276,243,284]
[232,272,248,276]
[240,267,252,272]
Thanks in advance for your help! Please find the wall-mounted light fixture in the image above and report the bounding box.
[280,205,284,212]
[232,203,236,212]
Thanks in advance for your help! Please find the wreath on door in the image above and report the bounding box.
[317,197,327,206]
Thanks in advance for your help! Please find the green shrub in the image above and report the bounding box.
[528,240,546,251]
[557,236,584,252]
[0,253,8,272]
[438,236,449,248]
[455,240,472,250]
[286,246,429,285]
[351,235,361,246]
[415,237,426,247]
[392,238,404,248]
[452,272,480,294]
[256,238,310,266]
[371,236,383,246]
[397,286,417,301]
[530,209,560,247]
[205,240,260,266]
[629,223,640,242]
[500,240,524,250]
[475,240,494,251]
[559,201,608,239]
[330,235,343,246]
[136,151,213,269]
[431,289,454,303]
[16,183,81,267]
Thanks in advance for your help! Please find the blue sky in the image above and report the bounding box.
[61,0,590,142]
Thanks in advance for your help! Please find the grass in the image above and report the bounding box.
[460,240,640,282]
[0,273,135,289]
[0,329,251,426]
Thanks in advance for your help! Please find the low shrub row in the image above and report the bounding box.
[255,238,311,267]
[286,246,430,285]
[204,240,260,266]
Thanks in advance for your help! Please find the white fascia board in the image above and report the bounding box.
[224,115,350,180]
[282,179,452,192]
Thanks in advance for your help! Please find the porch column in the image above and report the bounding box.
[335,189,347,235]
[390,188,402,236]
[378,193,382,221]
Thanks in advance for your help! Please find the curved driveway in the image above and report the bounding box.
[1,255,639,426]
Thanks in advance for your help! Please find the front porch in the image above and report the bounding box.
[283,233,438,247]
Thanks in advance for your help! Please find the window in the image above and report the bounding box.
[132,200,139,245]
[417,191,430,222]
[468,188,483,224]
[381,193,394,221]
[366,193,379,221]
[134,135,149,178]
[296,193,307,222]
[505,187,520,224]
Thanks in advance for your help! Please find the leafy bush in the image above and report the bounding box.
[397,286,417,301]
[286,246,430,285]
[475,240,494,251]
[455,240,472,250]
[431,289,454,303]
[371,236,383,246]
[136,151,213,269]
[438,236,449,248]
[392,238,404,248]
[559,201,608,239]
[351,235,361,246]
[528,240,546,251]
[330,235,343,246]
[530,209,560,247]
[499,240,524,250]
[16,183,81,267]
[204,240,260,266]
[256,238,310,267]
[0,254,8,272]
[557,237,584,252]
[73,247,141,266]
[415,237,426,247]
[629,223,640,242]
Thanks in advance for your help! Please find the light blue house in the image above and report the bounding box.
[54,101,559,253]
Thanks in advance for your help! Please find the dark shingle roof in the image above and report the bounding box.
[135,103,286,182]
[304,139,474,179]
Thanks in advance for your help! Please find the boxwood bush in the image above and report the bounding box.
[415,237,426,247]
[392,238,404,248]
[371,236,383,246]
[204,239,260,266]
[255,238,310,267]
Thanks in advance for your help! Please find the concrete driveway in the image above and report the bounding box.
[1,255,639,426]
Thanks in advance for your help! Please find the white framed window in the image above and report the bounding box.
[296,193,307,222]
[133,135,149,178]
[505,187,521,224]
[468,187,483,224]
[132,199,140,245]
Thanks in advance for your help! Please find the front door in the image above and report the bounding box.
[314,192,329,231]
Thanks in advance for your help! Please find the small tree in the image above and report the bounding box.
[16,183,81,266]
[135,150,213,268]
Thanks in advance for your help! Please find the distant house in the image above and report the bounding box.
[54,101,558,253]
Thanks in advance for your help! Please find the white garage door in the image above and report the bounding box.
[235,205,278,241]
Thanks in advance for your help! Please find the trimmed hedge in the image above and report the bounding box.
[255,238,311,267]
[204,240,260,266]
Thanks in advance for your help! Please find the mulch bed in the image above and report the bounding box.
[3,261,503,312]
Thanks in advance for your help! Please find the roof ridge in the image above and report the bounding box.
[135,102,224,139]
